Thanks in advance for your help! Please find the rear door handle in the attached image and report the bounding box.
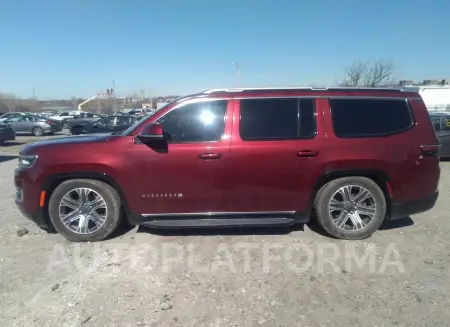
[198,153,222,160]
[297,150,319,158]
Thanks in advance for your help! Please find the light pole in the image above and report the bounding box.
[232,62,245,87]
[112,80,117,114]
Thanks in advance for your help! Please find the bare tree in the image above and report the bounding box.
[340,60,397,87]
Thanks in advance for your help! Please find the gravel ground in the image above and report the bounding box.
[0,136,449,327]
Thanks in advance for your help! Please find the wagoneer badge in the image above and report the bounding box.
[141,193,184,198]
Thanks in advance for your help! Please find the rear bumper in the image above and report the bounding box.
[388,192,438,220]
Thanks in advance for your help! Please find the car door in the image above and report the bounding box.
[7,116,29,133]
[127,98,232,215]
[227,97,324,214]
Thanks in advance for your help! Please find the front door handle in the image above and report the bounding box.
[297,150,319,158]
[198,153,222,160]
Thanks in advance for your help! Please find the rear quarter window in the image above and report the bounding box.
[329,98,414,138]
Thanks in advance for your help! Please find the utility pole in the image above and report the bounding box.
[112,80,117,114]
[32,88,36,100]
[232,62,245,87]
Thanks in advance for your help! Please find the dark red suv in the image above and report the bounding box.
[15,87,440,242]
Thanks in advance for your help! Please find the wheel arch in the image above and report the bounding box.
[307,169,392,218]
[41,172,134,228]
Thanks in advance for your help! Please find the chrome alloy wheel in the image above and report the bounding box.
[328,185,377,231]
[58,188,108,234]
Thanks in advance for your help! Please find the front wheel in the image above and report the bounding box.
[48,179,122,242]
[314,176,387,240]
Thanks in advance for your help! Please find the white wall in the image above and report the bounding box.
[404,86,450,111]
[419,87,450,110]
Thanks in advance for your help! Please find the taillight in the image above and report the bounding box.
[47,120,54,125]
[421,145,440,158]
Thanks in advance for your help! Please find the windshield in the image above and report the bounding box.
[121,102,174,136]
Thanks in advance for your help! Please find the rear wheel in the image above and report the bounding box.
[32,126,44,136]
[314,176,386,240]
[48,179,122,242]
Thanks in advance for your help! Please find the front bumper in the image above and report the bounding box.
[15,197,52,231]
[388,192,439,220]
[14,168,53,232]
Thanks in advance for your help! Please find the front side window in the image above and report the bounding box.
[156,100,227,142]
[329,99,413,138]
[240,98,316,140]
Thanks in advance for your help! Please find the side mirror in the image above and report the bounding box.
[136,123,167,152]
[138,123,164,143]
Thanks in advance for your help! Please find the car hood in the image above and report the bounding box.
[21,133,112,154]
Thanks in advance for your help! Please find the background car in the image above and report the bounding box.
[4,115,62,136]
[0,122,15,145]
[70,115,137,135]
[62,112,103,129]
[430,112,450,158]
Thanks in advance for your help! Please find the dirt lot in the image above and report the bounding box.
[0,135,449,327]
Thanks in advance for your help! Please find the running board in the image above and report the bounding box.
[140,217,297,229]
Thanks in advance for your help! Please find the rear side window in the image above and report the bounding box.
[329,99,413,138]
[240,98,316,140]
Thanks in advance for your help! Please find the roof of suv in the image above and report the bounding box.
[199,86,419,98]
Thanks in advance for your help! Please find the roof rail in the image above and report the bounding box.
[201,86,405,94]
[202,87,314,94]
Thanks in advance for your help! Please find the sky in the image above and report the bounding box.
[1,0,449,99]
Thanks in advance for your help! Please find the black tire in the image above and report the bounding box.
[48,179,122,242]
[32,126,44,136]
[314,176,386,240]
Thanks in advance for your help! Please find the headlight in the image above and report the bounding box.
[18,154,38,168]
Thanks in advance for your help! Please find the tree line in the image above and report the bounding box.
[0,60,398,113]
